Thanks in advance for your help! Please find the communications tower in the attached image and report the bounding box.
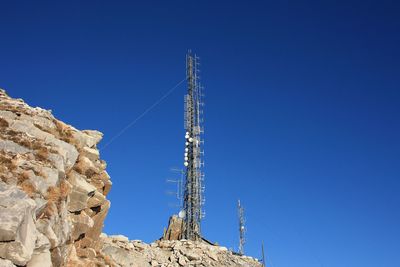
[238,200,246,255]
[182,51,205,240]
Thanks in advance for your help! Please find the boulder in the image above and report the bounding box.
[0,182,37,266]
[27,251,52,267]
[109,235,129,243]
[185,251,201,261]
[85,200,110,240]
[178,255,187,266]
[70,131,99,149]
[163,215,183,241]
[82,130,103,147]
[34,232,51,253]
[36,219,59,249]
[86,190,106,208]
[102,244,151,267]
[206,250,219,261]
[70,211,94,241]
[0,259,15,267]
[80,147,99,162]
[67,171,96,212]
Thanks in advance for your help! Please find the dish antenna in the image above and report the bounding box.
[178,210,186,219]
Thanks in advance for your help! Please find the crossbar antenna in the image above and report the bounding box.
[238,199,246,255]
[182,50,205,240]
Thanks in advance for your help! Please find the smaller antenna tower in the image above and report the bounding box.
[238,199,246,255]
[261,242,266,267]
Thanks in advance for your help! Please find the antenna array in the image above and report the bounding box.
[182,51,205,240]
[166,168,184,209]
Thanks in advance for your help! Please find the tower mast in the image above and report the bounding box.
[238,200,246,255]
[182,51,205,240]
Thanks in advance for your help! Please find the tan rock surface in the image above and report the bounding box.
[163,215,184,241]
[100,236,262,267]
[0,89,111,266]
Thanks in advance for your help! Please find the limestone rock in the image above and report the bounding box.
[0,140,31,154]
[0,259,15,267]
[184,250,201,261]
[85,200,110,240]
[109,235,129,243]
[178,254,187,266]
[206,250,219,261]
[81,147,99,162]
[72,130,103,149]
[8,120,79,170]
[163,215,183,241]
[86,190,106,208]
[27,251,52,267]
[34,232,51,253]
[67,171,96,212]
[102,244,151,267]
[36,219,59,248]
[76,247,96,259]
[0,182,37,266]
[0,90,111,266]
[70,211,94,241]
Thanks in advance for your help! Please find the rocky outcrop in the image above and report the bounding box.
[100,234,262,267]
[0,182,37,265]
[0,89,111,266]
[163,216,184,241]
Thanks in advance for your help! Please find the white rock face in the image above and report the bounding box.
[0,259,16,267]
[27,251,52,267]
[70,211,94,241]
[0,182,37,266]
[8,120,79,170]
[67,171,97,212]
[0,140,31,154]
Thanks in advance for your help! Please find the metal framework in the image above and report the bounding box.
[238,200,246,255]
[182,51,205,240]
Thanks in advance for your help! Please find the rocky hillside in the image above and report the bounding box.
[0,89,261,267]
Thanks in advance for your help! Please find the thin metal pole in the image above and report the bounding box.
[238,200,245,255]
[262,242,266,267]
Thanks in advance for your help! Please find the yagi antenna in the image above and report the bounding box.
[165,168,184,210]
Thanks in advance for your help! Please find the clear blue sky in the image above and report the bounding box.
[1,1,399,266]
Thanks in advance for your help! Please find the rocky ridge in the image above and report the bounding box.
[101,234,261,267]
[0,89,261,267]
